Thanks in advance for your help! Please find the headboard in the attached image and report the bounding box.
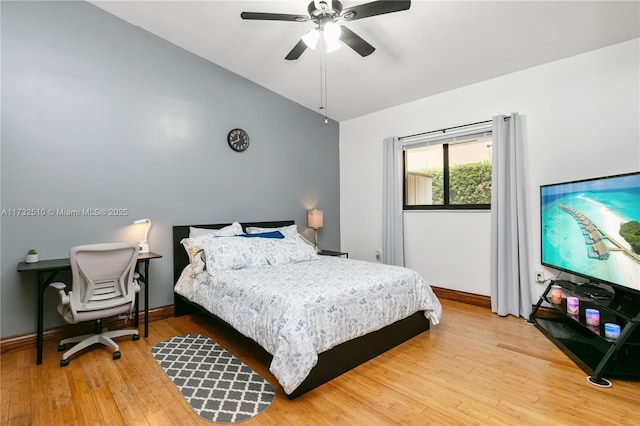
[172,220,295,285]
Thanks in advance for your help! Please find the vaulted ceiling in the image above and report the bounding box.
[90,1,640,122]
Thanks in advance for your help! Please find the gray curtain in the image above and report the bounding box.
[490,113,532,318]
[382,137,404,266]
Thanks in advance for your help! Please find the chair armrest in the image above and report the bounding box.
[132,273,141,293]
[49,282,66,291]
[49,282,70,305]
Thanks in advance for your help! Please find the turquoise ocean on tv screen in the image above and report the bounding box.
[542,177,640,291]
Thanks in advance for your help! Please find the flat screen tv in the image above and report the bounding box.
[540,171,640,295]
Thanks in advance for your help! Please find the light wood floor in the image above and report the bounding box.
[2,299,639,425]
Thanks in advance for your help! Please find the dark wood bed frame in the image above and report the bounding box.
[172,221,431,399]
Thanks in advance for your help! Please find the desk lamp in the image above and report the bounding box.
[133,219,152,253]
[307,209,323,253]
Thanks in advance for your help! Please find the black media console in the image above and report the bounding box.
[530,280,640,387]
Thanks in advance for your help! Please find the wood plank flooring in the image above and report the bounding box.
[2,299,639,425]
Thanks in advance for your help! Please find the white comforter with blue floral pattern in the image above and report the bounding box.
[174,256,442,395]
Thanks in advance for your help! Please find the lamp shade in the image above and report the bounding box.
[308,209,324,229]
[133,218,152,253]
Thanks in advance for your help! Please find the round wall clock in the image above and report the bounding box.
[227,128,250,152]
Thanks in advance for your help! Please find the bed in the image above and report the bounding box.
[172,221,442,399]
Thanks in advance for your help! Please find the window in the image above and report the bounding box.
[403,124,492,210]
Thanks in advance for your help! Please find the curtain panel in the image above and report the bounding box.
[490,113,532,318]
[382,137,405,266]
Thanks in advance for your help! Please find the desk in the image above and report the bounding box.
[17,252,162,365]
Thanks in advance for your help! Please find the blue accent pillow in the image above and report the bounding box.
[240,231,284,239]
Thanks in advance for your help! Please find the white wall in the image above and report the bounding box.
[339,39,640,300]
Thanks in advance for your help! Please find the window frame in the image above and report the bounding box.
[402,123,493,211]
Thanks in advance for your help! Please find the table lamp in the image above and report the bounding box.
[133,218,152,253]
[307,209,323,252]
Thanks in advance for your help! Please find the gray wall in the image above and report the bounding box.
[1,1,340,338]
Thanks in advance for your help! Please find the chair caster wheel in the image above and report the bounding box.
[113,351,121,360]
[133,334,140,341]
[58,344,67,352]
[60,359,69,367]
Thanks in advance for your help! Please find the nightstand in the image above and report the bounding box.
[318,250,348,258]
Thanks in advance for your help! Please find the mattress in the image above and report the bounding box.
[175,256,442,394]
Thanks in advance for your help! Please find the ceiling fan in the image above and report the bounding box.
[241,0,411,60]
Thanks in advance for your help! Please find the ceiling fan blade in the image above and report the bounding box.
[240,12,308,22]
[341,0,411,21]
[340,26,375,57]
[285,39,308,60]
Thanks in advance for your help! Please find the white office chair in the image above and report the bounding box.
[50,243,141,366]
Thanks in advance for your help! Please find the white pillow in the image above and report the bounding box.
[182,222,244,263]
[203,236,268,271]
[189,222,243,238]
[246,224,298,239]
[256,236,318,266]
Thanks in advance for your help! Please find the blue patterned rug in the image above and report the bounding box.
[151,334,275,423]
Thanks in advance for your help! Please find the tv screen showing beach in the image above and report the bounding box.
[541,172,640,292]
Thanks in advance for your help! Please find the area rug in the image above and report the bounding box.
[151,334,276,423]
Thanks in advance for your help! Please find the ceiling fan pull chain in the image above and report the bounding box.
[324,51,329,123]
[318,48,329,123]
[319,51,324,112]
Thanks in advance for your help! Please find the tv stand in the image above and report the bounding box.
[585,291,613,301]
[530,280,640,387]
[575,282,614,300]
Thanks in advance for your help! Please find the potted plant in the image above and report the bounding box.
[25,249,39,263]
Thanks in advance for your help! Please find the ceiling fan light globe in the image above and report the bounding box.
[325,36,341,52]
[323,21,341,41]
[302,28,320,49]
